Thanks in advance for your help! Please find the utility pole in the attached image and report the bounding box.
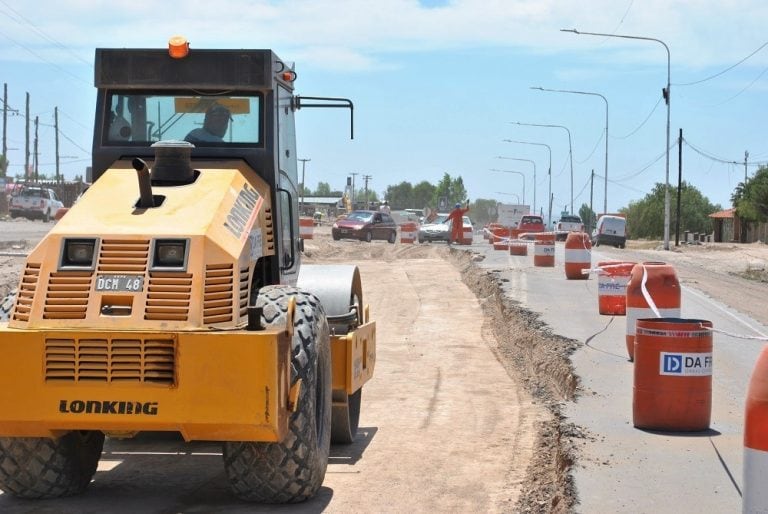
[363,174,372,207]
[589,169,594,233]
[2,83,7,159]
[745,150,749,183]
[676,129,683,247]
[55,107,60,183]
[33,116,39,182]
[25,92,30,181]
[350,172,358,208]
[298,158,310,213]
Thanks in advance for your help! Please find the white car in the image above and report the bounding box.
[418,214,450,243]
[9,186,65,222]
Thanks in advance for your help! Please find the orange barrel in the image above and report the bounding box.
[491,226,510,244]
[633,318,713,431]
[509,240,528,256]
[400,222,417,244]
[564,232,591,280]
[533,233,555,267]
[492,239,509,251]
[625,262,681,361]
[461,225,473,245]
[299,217,314,239]
[596,261,636,315]
[744,345,768,511]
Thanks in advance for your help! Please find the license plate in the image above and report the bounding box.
[340,229,349,234]
[95,274,144,292]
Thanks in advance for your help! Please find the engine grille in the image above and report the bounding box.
[98,239,149,272]
[145,272,192,321]
[264,207,275,251]
[44,272,92,319]
[45,336,175,384]
[203,264,234,324]
[13,263,41,322]
[239,266,250,319]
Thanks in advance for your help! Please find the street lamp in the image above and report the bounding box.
[510,121,573,215]
[496,191,520,203]
[489,169,526,205]
[298,158,311,213]
[530,87,608,218]
[503,139,551,226]
[496,157,536,213]
[562,27,671,250]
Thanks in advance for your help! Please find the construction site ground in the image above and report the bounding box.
[0,219,766,513]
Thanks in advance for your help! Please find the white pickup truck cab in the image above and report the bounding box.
[8,186,64,222]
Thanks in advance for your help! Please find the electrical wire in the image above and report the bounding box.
[611,97,662,140]
[611,146,670,181]
[682,137,768,167]
[674,40,768,86]
[575,131,604,164]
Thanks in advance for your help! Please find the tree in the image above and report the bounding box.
[0,155,8,177]
[732,166,768,223]
[412,181,435,210]
[579,203,597,233]
[469,198,498,226]
[432,172,467,211]
[621,182,720,239]
[385,181,414,210]
[315,181,332,196]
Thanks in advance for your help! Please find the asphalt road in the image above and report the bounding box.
[470,237,764,513]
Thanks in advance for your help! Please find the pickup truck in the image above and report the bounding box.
[518,215,546,234]
[555,215,585,241]
[9,186,64,222]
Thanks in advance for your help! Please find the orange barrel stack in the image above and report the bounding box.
[596,261,636,315]
[625,262,681,361]
[461,224,473,245]
[509,240,528,256]
[633,318,713,431]
[400,222,418,244]
[490,226,511,244]
[744,345,768,512]
[299,216,314,239]
[563,232,591,279]
[533,233,555,267]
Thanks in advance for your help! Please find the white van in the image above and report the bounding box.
[592,215,626,248]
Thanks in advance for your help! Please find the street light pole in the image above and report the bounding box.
[496,156,536,213]
[298,158,311,213]
[510,121,573,214]
[503,140,551,226]
[562,28,671,250]
[489,168,526,205]
[530,87,608,216]
[495,191,520,203]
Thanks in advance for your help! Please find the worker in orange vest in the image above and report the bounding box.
[447,200,470,245]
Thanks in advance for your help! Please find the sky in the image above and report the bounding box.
[0,0,766,223]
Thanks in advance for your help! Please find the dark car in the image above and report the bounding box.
[332,210,397,243]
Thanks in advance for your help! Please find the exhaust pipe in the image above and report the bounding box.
[132,158,155,208]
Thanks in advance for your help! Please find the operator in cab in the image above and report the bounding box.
[185,104,231,143]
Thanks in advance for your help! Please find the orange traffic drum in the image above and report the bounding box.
[625,262,681,361]
[533,233,555,267]
[744,344,768,511]
[563,232,591,280]
[633,318,712,431]
[400,222,417,244]
[596,261,636,315]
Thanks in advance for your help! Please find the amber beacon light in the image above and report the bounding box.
[168,36,189,59]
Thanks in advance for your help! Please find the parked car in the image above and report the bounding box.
[332,210,397,243]
[9,186,64,222]
[592,214,626,248]
[555,215,585,241]
[418,214,451,243]
[518,215,545,234]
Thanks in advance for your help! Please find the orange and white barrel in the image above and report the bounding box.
[633,318,712,431]
[596,261,636,315]
[533,233,555,267]
[400,222,418,244]
[491,226,510,244]
[299,217,314,239]
[493,239,509,251]
[564,232,591,280]
[744,345,768,512]
[461,225,473,245]
[510,240,528,256]
[625,262,681,361]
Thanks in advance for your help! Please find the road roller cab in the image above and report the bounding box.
[0,38,375,503]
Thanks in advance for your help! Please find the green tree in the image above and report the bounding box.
[432,172,468,211]
[0,155,8,177]
[622,182,720,239]
[579,203,597,233]
[469,198,498,226]
[732,166,768,222]
[385,181,414,209]
[315,181,332,196]
[412,181,435,210]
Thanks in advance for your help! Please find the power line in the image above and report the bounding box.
[0,29,89,85]
[682,137,768,167]
[611,146,669,181]
[675,40,768,86]
[575,131,604,164]
[611,97,662,140]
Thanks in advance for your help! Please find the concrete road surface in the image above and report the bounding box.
[470,238,763,513]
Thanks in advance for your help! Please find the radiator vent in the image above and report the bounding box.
[45,337,175,384]
[145,272,192,321]
[98,239,149,273]
[239,266,250,319]
[13,263,41,322]
[264,207,275,251]
[44,272,92,319]
[204,264,234,324]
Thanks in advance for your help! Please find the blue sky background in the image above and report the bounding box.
[0,0,766,221]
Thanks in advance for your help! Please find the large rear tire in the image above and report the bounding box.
[223,285,332,503]
[0,431,105,499]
